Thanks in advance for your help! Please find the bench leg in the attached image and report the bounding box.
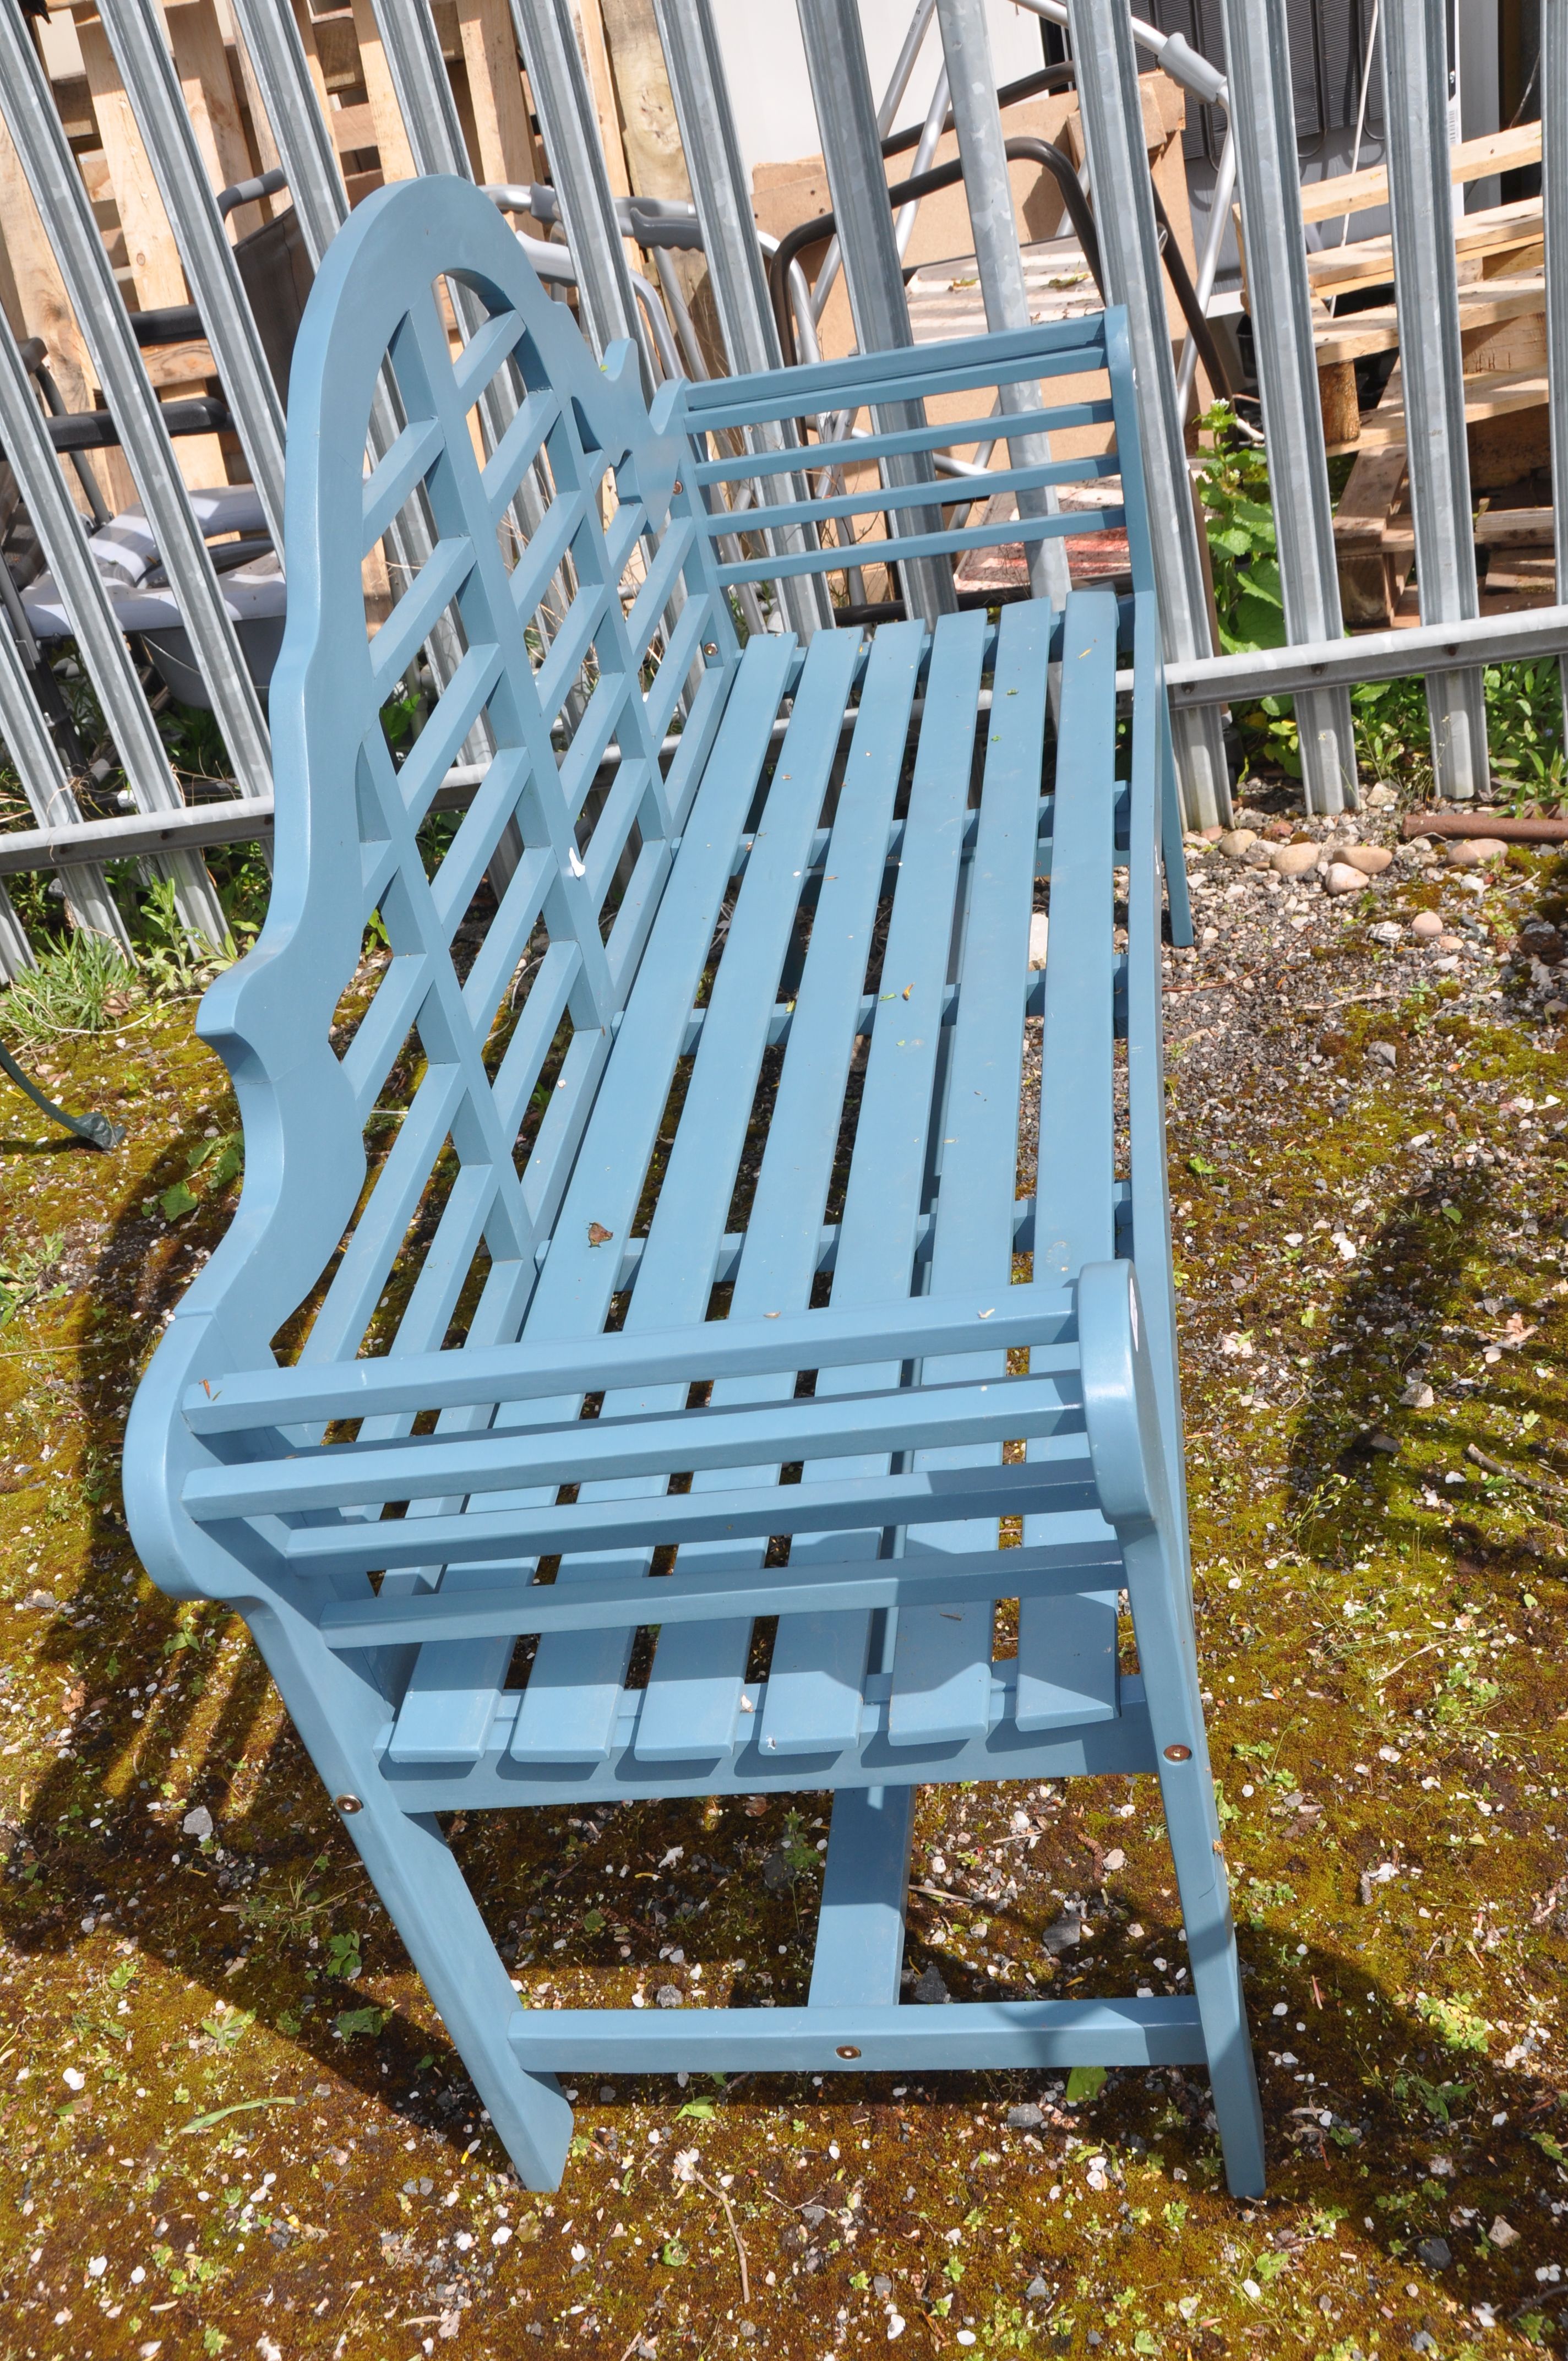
[1124,1526,1266,2199]
[1080,1262,1263,2193]
[243,1606,574,2190]
[346,1800,574,2189]
[809,1785,914,2008]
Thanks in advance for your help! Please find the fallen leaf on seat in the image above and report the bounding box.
[587,1222,613,1246]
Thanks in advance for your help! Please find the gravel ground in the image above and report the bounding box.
[0,796,1566,2361]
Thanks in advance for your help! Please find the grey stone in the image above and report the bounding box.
[1007,2103,1045,2130]
[1026,2277,1051,2303]
[1041,1910,1084,1957]
[873,2275,894,2299]
[181,1805,214,1841]
[913,1964,951,2005]
[655,1984,684,2009]
[1368,1040,1397,1069]
[1415,2235,1452,2271]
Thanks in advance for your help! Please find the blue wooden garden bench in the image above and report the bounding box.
[124,175,1264,2197]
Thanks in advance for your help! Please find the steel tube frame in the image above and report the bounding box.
[102,0,286,552]
[1065,0,1229,828]
[1218,0,1355,814]
[1163,604,1568,708]
[0,6,273,840]
[1379,0,1488,801]
[794,0,956,624]
[653,0,831,639]
[935,0,1068,609]
[1173,130,1234,415]
[1545,0,1568,722]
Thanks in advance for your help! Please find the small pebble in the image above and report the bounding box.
[1365,782,1398,808]
[1410,910,1443,938]
[1217,829,1257,859]
[1368,921,1402,947]
[1324,862,1366,896]
[1368,1041,1397,1069]
[1445,836,1507,866]
[1415,2236,1452,2271]
[1269,840,1319,879]
[1336,843,1392,875]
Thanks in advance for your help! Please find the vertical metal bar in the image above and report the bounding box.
[1065,0,1231,828]
[0,616,82,967]
[813,0,939,323]
[505,0,656,384]
[0,6,273,814]
[227,0,349,268]
[0,318,203,946]
[935,0,1069,609]
[652,0,831,638]
[1218,0,1357,814]
[793,0,957,624]
[1543,0,1568,719]
[367,0,475,182]
[1380,0,1488,801]
[100,0,286,551]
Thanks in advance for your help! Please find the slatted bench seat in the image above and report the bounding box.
[125,175,1263,2197]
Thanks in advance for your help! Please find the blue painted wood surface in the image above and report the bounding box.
[124,176,1259,2197]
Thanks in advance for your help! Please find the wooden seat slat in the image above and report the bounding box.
[882,600,1054,1751]
[634,624,923,1762]
[1014,593,1124,1729]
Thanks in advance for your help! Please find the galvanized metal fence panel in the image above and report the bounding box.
[0,0,1561,978]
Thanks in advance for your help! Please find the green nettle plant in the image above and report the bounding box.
[1197,401,1568,804]
[1195,403,1303,779]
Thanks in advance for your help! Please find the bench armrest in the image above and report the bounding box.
[183,1282,1076,1438]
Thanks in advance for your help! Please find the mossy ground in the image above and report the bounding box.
[0,822,1565,2361]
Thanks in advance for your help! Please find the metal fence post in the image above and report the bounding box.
[1064,0,1230,829]
[0,316,214,948]
[934,0,1069,611]
[0,6,273,841]
[506,0,656,385]
[227,0,349,268]
[1217,0,1357,815]
[652,0,832,639]
[1380,0,1488,802]
[794,0,957,625]
[1544,0,1568,727]
[0,608,97,969]
[101,0,286,553]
